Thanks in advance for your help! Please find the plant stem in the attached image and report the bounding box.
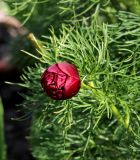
[0,98,7,160]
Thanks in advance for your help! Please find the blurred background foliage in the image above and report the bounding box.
[4,0,140,36]
[3,0,140,69]
[3,0,140,68]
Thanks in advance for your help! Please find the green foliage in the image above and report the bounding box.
[0,98,6,160]
[5,0,73,36]
[6,0,140,69]
[117,0,140,15]
[5,0,140,35]
[20,11,140,159]
[3,0,122,35]
[5,0,140,159]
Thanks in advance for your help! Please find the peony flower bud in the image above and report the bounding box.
[41,62,81,100]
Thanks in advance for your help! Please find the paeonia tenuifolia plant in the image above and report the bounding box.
[41,62,81,100]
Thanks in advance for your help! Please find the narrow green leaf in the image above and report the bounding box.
[0,98,6,160]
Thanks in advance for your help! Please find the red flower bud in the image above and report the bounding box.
[41,62,81,100]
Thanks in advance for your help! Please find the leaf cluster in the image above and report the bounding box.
[5,0,140,70]
[6,0,140,36]
[20,11,140,159]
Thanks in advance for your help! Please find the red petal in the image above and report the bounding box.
[57,62,80,78]
[47,63,62,74]
[64,76,81,99]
